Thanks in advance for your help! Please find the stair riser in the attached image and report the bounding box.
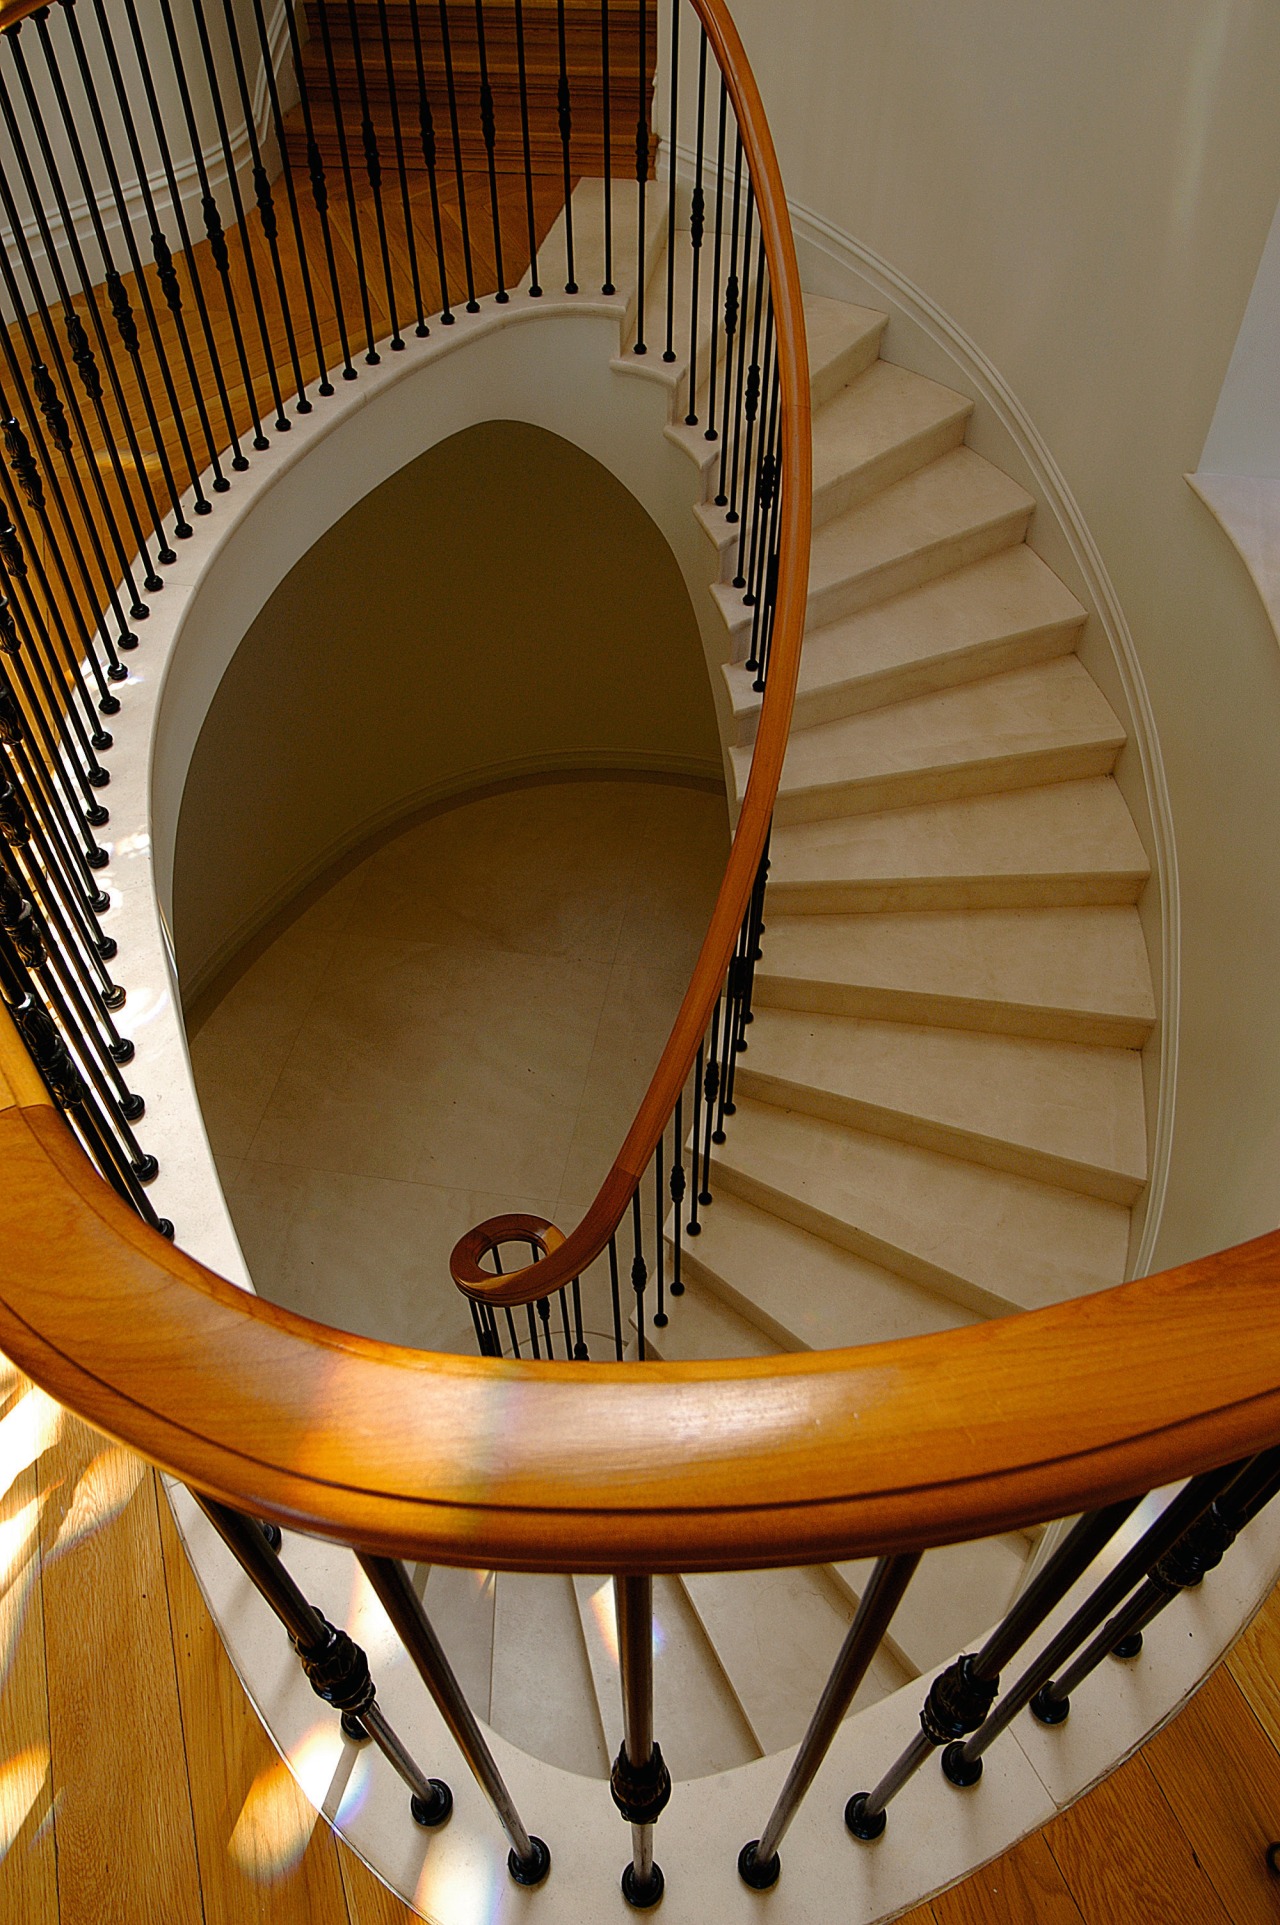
[727,618,1083,745]
[664,1235,809,1351]
[763,868,1149,914]
[810,323,887,410]
[771,737,1122,826]
[678,313,887,460]
[703,1159,1020,1319]
[751,973,1155,1048]
[812,407,970,529]
[805,502,1035,632]
[731,1066,1145,1205]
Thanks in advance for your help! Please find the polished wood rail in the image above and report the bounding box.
[5,1007,1280,1572]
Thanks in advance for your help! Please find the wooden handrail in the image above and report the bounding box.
[452,0,812,1310]
[4,1052,1280,1570]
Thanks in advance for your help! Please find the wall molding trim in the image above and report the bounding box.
[182,751,725,1027]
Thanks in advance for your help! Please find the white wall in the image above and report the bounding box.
[721,0,1280,1270]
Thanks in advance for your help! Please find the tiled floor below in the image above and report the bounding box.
[186,776,729,1354]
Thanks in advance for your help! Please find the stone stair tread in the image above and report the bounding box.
[810,359,972,524]
[490,1571,611,1778]
[709,1095,1131,1316]
[733,657,1126,822]
[755,905,1156,1047]
[420,1564,496,1719]
[711,445,1034,641]
[572,1572,760,1778]
[833,1536,1028,1676]
[680,1568,911,1754]
[737,1007,1147,1203]
[724,544,1086,738]
[765,779,1150,913]
[668,1187,975,1351]
[645,1276,780,1359]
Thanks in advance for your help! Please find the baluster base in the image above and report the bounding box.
[507,1836,551,1886]
[844,1792,887,1841]
[738,1838,780,1889]
[410,1780,454,1828]
[621,1859,665,1909]
[941,1741,983,1788]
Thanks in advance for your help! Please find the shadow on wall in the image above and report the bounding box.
[173,418,722,999]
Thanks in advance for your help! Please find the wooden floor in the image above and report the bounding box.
[2,1361,1278,1923]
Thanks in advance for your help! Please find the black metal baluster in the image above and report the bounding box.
[600,0,613,292]
[438,0,479,312]
[0,258,137,678]
[652,1133,666,1328]
[668,1091,684,1295]
[836,1500,1141,1840]
[525,1303,541,1357]
[684,31,707,423]
[662,0,678,362]
[358,1554,550,1883]
[314,0,380,362]
[0,711,112,984]
[714,130,743,504]
[608,1230,624,1360]
[197,1502,453,1825]
[278,0,354,384]
[536,1295,554,1357]
[725,200,758,527]
[739,1556,921,1889]
[571,1276,588,1358]
[557,1285,573,1356]
[698,1004,720,1207]
[343,0,405,349]
[512,0,540,296]
[0,480,114,791]
[555,0,576,292]
[742,294,775,604]
[702,73,727,443]
[1031,1456,1280,1728]
[611,1573,669,1907]
[712,977,735,1142]
[473,0,507,303]
[467,1296,489,1354]
[226,0,317,409]
[746,360,782,690]
[375,0,429,337]
[733,236,768,584]
[0,603,107,873]
[117,0,249,469]
[404,0,453,324]
[631,0,647,350]
[503,1305,521,1357]
[0,745,122,1002]
[686,1041,704,1235]
[630,1188,648,1360]
[153,0,271,450]
[1,28,166,588]
[39,6,191,545]
[88,0,228,483]
[184,0,293,436]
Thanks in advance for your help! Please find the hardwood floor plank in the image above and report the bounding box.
[1227,1585,1280,1754]
[1144,1664,1280,1924]
[1044,1749,1232,1924]
[337,1843,423,1924]
[930,1832,1085,1925]
[37,1421,204,1925]
[155,1488,354,1925]
[0,1365,60,1925]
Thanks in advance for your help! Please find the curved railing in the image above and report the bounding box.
[0,0,1277,1910]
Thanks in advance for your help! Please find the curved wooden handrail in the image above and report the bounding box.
[4,1063,1280,1570]
[451,0,812,1311]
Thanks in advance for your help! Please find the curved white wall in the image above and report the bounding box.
[723,0,1280,1271]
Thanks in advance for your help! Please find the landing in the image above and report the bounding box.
[186,777,727,1352]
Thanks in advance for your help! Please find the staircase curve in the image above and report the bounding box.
[0,0,1277,1920]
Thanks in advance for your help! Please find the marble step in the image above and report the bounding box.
[765,779,1150,914]
[724,544,1086,743]
[420,1564,496,1719]
[666,290,886,480]
[733,658,1125,825]
[833,1535,1029,1677]
[530,176,666,345]
[490,1572,611,1777]
[712,446,1034,649]
[736,1008,1147,1204]
[707,1095,1132,1318]
[645,1273,780,1359]
[681,1567,913,1754]
[572,1572,760,1779]
[809,359,972,527]
[664,1187,975,1352]
[754,905,1156,1047]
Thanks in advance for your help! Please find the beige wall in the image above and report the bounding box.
[728,0,1280,1266]
[173,419,722,994]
